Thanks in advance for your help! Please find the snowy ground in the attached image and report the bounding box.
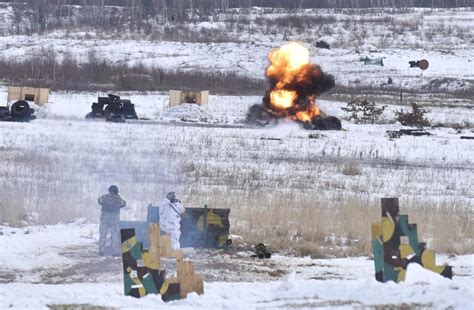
[0,9,473,95]
[1,221,473,309]
[0,89,473,248]
[0,33,472,95]
[0,6,473,308]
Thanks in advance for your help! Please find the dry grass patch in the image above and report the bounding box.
[210,192,472,258]
[342,163,362,176]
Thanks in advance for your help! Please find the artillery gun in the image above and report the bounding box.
[86,94,138,122]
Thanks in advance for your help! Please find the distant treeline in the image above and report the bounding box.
[0,50,265,94]
[1,0,473,9]
[0,0,472,35]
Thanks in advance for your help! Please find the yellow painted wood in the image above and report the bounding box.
[159,280,170,295]
[399,244,415,259]
[142,251,160,270]
[421,250,445,274]
[382,216,395,242]
[130,276,146,297]
[395,267,406,282]
[371,223,382,239]
[197,210,224,230]
[121,236,137,253]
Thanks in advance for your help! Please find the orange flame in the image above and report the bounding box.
[266,42,310,81]
[266,42,320,123]
[295,101,319,122]
[269,89,297,109]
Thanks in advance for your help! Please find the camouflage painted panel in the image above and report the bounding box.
[371,199,453,283]
[180,208,230,248]
[120,207,231,249]
[120,228,171,300]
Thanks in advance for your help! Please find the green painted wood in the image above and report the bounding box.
[372,239,384,274]
[142,273,158,294]
[383,262,398,282]
[399,215,421,255]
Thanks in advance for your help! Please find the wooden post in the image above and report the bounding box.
[177,260,195,298]
[148,224,161,269]
[193,274,204,295]
[159,235,172,257]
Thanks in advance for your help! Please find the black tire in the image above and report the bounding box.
[0,106,9,118]
[10,101,31,119]
[85,112,95,119]
[311,117,328,130]
[106,113,126,123]
[323,116,342,130]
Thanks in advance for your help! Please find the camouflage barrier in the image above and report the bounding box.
[119,205,230,249]
[180,207,230,248]
[120,228,181,302]
[371,198,452,283]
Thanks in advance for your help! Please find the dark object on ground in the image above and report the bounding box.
[460,136,474,140]
[362,57,384,66]
[409,59,429,70]
[260,137,282,141]
[303,116,342,130]
[85,94,138,122]
[245,104,273,126]
[251,243,271,259]
[315,40,330,49]
[0,100,36,122]
[386,129,432,139]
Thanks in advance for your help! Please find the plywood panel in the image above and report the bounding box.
[148,224,161,269]
[7,86,49,105]
[159,235,172,257]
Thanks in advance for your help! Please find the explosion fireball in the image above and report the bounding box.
[265,42,333,122]
[247,42,340,130]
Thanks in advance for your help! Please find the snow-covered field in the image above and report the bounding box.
[0,8,473,95]
[1,5,473,309]
[0,89,472,252]
[1,221,473,309]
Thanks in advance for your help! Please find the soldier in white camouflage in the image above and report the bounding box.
[97,185,127,256]
[159,192,185,250]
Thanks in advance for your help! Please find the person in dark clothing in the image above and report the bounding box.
[97,185,127,256]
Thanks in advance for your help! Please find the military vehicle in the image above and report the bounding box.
[86,94,138,122]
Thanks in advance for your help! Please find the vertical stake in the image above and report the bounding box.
[203,204,208,248]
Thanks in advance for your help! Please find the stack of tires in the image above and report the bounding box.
[0,100,36,122]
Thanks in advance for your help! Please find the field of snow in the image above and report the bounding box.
[1,221,473,309]
[0,89,472,256]
[0,8,473,95]
[0,6,473,308]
